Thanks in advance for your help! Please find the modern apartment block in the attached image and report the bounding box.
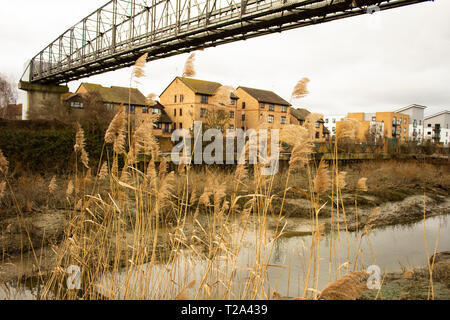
[323,114,346,136]
[346,112,409,142]
[394,104,426,143]
[424,110,450,146]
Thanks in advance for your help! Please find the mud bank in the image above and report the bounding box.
[359,252,450,300]
[273,194,450,237]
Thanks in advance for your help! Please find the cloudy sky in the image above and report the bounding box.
[1,0,448,116]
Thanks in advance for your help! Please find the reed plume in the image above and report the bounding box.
[304,113,323,139]
[336,118,362,141]
[48,176,57,194]
[66,180,74,197]
[356,177,368,192]
[74,122,85,153]
[132,53,148,80]
[105,108,126,154]
[318,271,369,300]
[134,114,160,156]
[98,162,108,180]
[159,157,167,181]
[183,53,196,78]
[280,125,314,171]
[337,171,347,189]
[0,181,5,200]
[146,93,159,106]
[215,85,235,106]
[0,149,8,175]
[313,159,330,195]
[291,77,310,100]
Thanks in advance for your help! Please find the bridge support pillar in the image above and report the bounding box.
[18,81,69,120]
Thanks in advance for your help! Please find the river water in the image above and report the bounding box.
[2,213,449,300]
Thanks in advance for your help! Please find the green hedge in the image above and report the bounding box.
[0,119,108,174]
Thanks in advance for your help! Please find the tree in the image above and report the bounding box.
[75,92,114,133]
[0,73,18,118]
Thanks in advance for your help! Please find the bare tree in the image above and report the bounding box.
[0,73,18,118]
[75,92,114,133]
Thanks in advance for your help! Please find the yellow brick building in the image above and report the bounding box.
[234,87,291,130]
[159,77,239,131]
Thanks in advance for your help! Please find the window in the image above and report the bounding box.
[404,118,407,124]
[260,103,265,109]
[173,123,177,130]
[231,99,236,105]
[179,123,183,129]
[174,95,177,103]
[332,119,336,124]
[413,120,417,127]
[242,102,246,109]
[419,120,422,125]
[315,132,320,139]
[282,106,287,113]
[268,115,274,123]
[142,106,149,113]
[180,108,183,116]
[269,104,274,111]
[152,108,161,114]
[242,114,246,121]
[229,111,235,119]
[164,124,170,133]
[155,123,162,129]
[332,127,336,133]
[126,105,135,114]
[404,128,406,133]
[281,116,286,124]
[200,108,207,118]
[428,124,432,127]
[201,95,209,104]
[325,118,329,124]
[174,109,177,117]
[229,125,234,130]
[180,95,184,103]
[104,103,114,111]
[300,120,304,125]
[427,131,431,135]
[71,101,83,109]
[315,122,320,128]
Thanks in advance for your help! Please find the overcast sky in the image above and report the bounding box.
[1,0,448,116]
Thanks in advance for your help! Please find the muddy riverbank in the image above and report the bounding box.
[359,251,450,300]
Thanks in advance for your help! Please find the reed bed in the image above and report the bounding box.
[0,55,445,301]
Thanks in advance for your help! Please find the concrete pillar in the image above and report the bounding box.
[18,81,69,120]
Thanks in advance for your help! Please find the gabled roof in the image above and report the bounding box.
[238,86,291,106]
[395,104,427,113]
[77,83,147,106]
[153,102,172,123]
[290,108,310,121]
[161,77,239,99]
[424,110,450,120]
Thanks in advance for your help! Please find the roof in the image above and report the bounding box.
[153,102,172,123]
[395,104,427,113]
[77,83,147,106]
[290,108,310,121]
[424,110,450,120]
[238,86,291,106]
[177,77,239,99]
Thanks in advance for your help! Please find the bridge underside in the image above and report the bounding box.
[27,0,430,85]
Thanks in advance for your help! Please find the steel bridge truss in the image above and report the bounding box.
[27,0,430,84]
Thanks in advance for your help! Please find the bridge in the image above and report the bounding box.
[23,0,430,84]
[19,0,431,115]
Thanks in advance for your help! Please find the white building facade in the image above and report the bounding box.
[424,110,450,147]
[323,114,346,137]
[395,104,426,143]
